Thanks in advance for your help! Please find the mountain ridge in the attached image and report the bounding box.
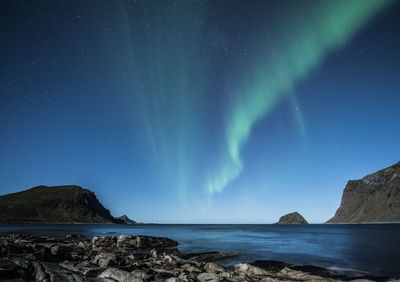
[0,185,126,224]
[327,162,400,223]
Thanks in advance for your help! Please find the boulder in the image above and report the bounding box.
[204,262,225,273]
[92,252,118,267]
[99,268,144,282]
[197,272,221,282]
[234,263,267,276]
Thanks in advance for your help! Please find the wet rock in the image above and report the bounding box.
[60,261,105,277]
[178,272,196,281]
[0,259,25,279]
[35,245,72,262]
[92,252,118,267]
[92,236,117,252]
[130,270,152,280]
[197,272,221,282]
[278,266,336,281]
[150,248,182,258]
[11,257,31,270]
[50,245,72,261]
[33,262,48,282]
[183,251,239,262]
[251,260,288,272]
[165,278,184,282]
[153,267,179,276]
[118,235,178,249]
[116,235,138,249]
[234,263,267,276]
[219,271,233,280]
[181,263,201,273]
[99,267,144,282]
[33,261,87,282]
[91,235,178,252]
[204,262,225,273]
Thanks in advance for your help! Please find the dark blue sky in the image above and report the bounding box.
[1,0,399,223]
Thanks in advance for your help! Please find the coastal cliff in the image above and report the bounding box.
[0,185,125,224]
[328,162,400,223]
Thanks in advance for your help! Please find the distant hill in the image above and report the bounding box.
[0,185,125,224]
[327,162,400,223]
[276,212,308,224]
[117,214,137,224]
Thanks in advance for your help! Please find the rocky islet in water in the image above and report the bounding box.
[276,212,308,224]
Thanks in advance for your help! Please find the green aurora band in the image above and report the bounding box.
[206,0,392,195]
[114,0,393,204]
[115,1,209,205]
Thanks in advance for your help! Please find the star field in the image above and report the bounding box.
[0,0,399,223]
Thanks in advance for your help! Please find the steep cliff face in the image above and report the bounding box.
[0,185,124,224]
[277,212,308,224]
[328,162,400,223]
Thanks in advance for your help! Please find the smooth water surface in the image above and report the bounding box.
[1,224,399,277]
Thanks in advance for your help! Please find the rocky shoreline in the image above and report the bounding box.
[0,234,396,282]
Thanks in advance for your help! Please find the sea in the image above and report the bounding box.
[1,224,399,277]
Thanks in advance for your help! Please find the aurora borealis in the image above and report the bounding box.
[207,1,392,195]
[1,0,400,223]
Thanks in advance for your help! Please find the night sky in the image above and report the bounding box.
[1,0,399,223]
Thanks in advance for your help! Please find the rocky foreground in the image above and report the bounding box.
[0,234,396,282]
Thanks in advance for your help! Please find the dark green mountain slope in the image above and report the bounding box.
[0,185,124,224]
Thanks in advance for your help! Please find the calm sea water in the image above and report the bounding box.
[1,224,399,277]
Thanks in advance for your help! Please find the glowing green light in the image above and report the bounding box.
[207,0,392,194]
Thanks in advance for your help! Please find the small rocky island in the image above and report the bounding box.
[277,212,308,224]
[0,234,388,281]
[117,215,137,225]
[0,185,128,224]
[328,161,400,223]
